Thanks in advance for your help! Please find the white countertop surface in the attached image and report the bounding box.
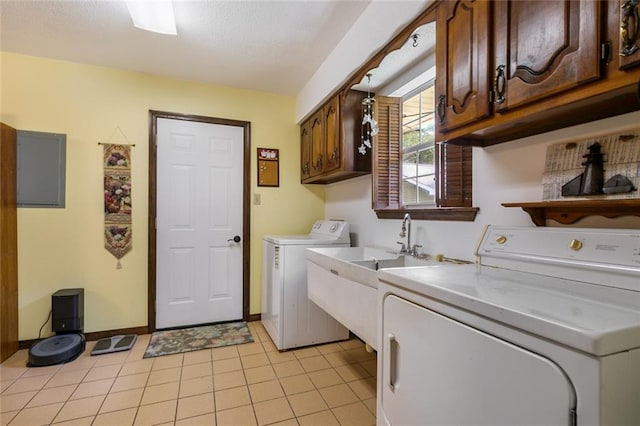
[377,263,640,356]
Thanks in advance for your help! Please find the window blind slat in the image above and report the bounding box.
[373,96,402,210]
[436,143,472,207]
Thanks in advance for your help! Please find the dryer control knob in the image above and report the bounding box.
[569,239,583,251]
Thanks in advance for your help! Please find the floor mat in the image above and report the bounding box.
[91,334,137,356]
[143,321,254,358]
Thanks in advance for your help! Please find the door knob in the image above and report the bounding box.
[227,235,241,243]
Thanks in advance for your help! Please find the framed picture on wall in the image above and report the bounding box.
[257,148,279,187]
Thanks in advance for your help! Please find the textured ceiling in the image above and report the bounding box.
[0,0,370,96]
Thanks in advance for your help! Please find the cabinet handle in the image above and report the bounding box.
[621,0,640,56]
[437,94,446,126]
[313,155,323,171]
[388,333,397,391]
[494,65,506,104]
[330,148,339,162]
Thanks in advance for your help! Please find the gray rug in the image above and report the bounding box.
[143,321,254,358]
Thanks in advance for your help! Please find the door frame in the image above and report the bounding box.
[148,110,251,332]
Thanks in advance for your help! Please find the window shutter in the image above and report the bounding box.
[372,96,402,210]
[436,142,473,207]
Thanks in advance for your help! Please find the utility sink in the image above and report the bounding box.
[305,246,439,350]
[351,255,436,271]
[306,246,437,288]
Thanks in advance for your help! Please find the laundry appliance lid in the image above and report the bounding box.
[263,220,350,245]
[378,225,640,357]
[379,263,640,356]
[263,234,349,245]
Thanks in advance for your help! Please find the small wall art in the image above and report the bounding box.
[542,130,640,200]
[257,148,279,187]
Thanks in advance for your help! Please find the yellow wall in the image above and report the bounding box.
[1,52,325,340]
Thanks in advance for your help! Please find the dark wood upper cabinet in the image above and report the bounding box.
[493,0,600,111]
[436,0,491,132]
[300,120,311,181]
[300,90,370,184]
[323,97,341,173]
[309,111,324,178]
[615,0,640,69]
[435,0,640,146]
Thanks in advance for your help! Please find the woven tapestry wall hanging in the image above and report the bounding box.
[103,144,132,268]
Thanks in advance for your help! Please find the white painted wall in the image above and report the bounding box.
[325,111,640,262]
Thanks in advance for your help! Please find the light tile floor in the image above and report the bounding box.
[0,322,376,425]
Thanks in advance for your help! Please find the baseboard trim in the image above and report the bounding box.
[18,326,149,350]
[17,318,261,350]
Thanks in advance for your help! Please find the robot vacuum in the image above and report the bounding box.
[28,288,86,367]
[28,333,86,367]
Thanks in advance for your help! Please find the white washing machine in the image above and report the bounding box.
[377,226,640,425]
[262,220,350,350]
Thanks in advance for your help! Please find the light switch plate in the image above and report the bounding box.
[253,193,261,205]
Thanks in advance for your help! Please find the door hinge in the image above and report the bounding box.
[570,408,577,426]
[601,41,612,65]
[489,90,495,103]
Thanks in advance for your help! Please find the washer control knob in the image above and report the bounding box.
[496,235,507,244]
[569,239,583,251]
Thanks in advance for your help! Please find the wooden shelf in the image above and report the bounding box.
[501,200,640,226]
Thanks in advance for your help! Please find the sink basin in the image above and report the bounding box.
[305,246,438,350]
[306,246,436,289]
[351,255,435,271]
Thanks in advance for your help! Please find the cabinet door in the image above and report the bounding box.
[309,111,324,177]
[435,0,491,133]
[493,0,600,112]
[379,294,576,426]
[323,97,341,172]
[617,0,640,69]
[300,119,311,181]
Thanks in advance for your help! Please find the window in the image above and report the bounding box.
[372,90,477,221]
[348,2,476,221]
[401,84,436,206]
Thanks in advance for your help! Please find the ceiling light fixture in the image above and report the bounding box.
[126,0,177,35]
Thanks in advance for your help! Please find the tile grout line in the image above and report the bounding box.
[3,325,375,426]
[90,353,125,424]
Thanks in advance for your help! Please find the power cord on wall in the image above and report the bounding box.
[38,310,52,339]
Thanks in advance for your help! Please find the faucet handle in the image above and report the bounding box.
[396,241,407,253]
[411,244,422,256]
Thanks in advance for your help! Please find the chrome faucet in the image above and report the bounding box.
[397,213,411,254]
[397,213,422,256]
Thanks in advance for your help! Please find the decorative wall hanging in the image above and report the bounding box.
[542,130,640,200]
[102,143,133,268]
[257,148,279,187]
[358,73,378,155]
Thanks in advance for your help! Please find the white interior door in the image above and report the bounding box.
[156,118,244,329]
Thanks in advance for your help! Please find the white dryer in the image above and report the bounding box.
[262,220,350,350]
[377,226,640,425]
